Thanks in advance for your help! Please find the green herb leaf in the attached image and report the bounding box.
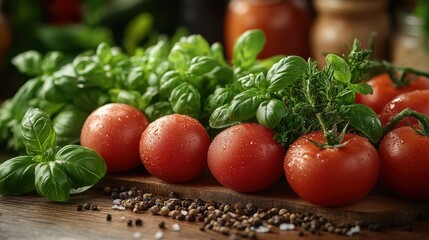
[144,101,174,122]
[228,89,265,121]
[349,82,373,95]
[159,70,184,98]
[21,108,56,156]
[209,105,238,128]
[340,104,383,143]
[326,54,351,84]
[56,145,106,188]
[35,161,70,202]
[267,56,307,92]
[38,75,78,103]
[0,156,37,195]
[169,83,201,118]
[256,99,286,129]
[52,107,89,147]
[233,29,266,70]
[11,50,43,76]
[188,56,219,76]
[41,51,63,74]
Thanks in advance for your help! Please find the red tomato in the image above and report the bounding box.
[379,126,429,200]
[355,73,429,114]
[207,123,285,193]
[284,131,379,207]
[139,114,210,183]
[80,103,149,173]
[379,90,429,128]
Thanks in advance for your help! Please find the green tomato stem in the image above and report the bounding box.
[383,108,429,136]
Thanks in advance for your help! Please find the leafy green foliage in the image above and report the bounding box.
[0,108,106,202]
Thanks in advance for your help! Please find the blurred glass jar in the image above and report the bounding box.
[391,11,429,72]
[310,0,390,65]
[224,0,312,60]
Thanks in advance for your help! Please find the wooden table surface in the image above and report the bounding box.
[1,187,429,240]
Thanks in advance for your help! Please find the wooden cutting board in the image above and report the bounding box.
[100,168,429,228]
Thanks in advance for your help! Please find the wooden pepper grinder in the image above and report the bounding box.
[310,0,391,65]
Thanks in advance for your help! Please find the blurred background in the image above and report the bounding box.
[1,0,428,100]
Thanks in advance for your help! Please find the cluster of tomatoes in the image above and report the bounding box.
[80,73,429,207]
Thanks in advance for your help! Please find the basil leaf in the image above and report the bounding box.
[169,83,201,118]
[144,101,174,122]
[56,145,106,188]
[267,56,307,92]
[326,54,351,84]
[41,51,63,74]
[340,104,383,143]
[210,42,227,66]
[21,108,56,156]
[96,42,113,64]
[336,90,355,105]
[109,89,144,110]
[35,161,70,202]
[205,87,236,113]
[73,56,114,90]
[38,74,78,103]
[11,50,43,76]
[170,35,211,58]
[256,99,286,129]
[124,66,147,90]
[228,89,265,121]
[188,56,219,76]
[349,83,373,95]
[53,107,89,147]
[72,87,109,113]
[141,86,159,109]
[159,70,184,98]
[0,156,37,195]
[233,29,266,70]
[209,105,238,128]
[146,40,169,71]
[168,49,190,73]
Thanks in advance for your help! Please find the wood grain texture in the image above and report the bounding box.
[1,189,429,240]
[100,168,429,227]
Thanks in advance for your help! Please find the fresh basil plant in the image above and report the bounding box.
[0,108,106,202]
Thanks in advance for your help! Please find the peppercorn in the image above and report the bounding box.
[91,205,98,211]
[127,219,133,227]
[106,214,112,221]
[135,218,143,226]
[158,221,166,229]
[76,204,83,211]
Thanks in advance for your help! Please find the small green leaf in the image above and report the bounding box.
[41,51,63,74]
[21,108,56,156]
[0,156,37,195]
[146,40,169,71]
[96,42,112,64]
[159,70,184,98]
[256,99,286,129]
[210,42,227,66]
[56,145,106,188]
[124,66,147,90]
[267,56,307,92]
[35,161,70,202]
[228,89,265,121]
[38,75,78,103]
[205,87,236,113]
[349,83,373,95]
[209,105,238,128]
[188,56,219,76]
[11,50,43,76]
[144,101,174,122]
[326,54,351,84]
[233,29,266,70]
[169,83,201,118]
[340,104,383,143]
[53,107,89,147]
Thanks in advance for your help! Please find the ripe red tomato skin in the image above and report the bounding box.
[80,103,149,173]
[355,74,429,114]
[379,90,429,128]
[284,131,379,207]
[139,114,210,183]
[378,126,429,200]
[207,123,286,193]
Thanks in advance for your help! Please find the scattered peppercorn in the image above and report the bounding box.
[135,218,143,226]
[83,203,91,210]
[106,214,112,221]
[159,221,166,229]
[76,204,83,211]
[91,205,98,211]
[127,219,133,227]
